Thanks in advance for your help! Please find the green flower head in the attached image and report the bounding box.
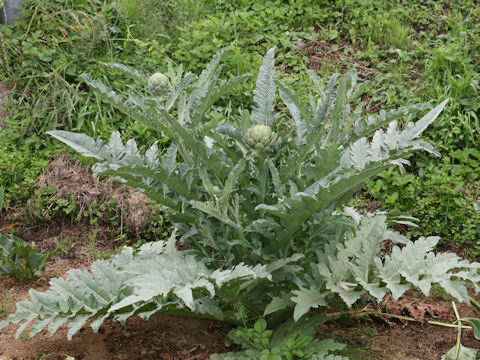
[244,124,278,152]
[147,72,170,95]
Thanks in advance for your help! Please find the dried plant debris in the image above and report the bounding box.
[36,154,155,230]
[380,294,454,325]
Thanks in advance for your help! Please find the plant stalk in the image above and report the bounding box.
[452,301,462,357]
[326,309,473,330]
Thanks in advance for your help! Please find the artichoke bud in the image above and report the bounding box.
[147,72,170,95]
[211,186,222,195]
[243,124,278,152]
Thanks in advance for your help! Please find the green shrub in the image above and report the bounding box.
[0,145,49,206]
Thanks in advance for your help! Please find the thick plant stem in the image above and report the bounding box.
[452,302,462,358]
[469,296,480,311]
[326,309,473,330]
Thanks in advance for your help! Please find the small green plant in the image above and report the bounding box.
[0,289,14,315]
[0,145,49,206]
[82,228,101,260]
[0,234,55,282]
[212,316,345,360]
[54,236,74,257]
[368,14,412,49]
[27,187,78,222]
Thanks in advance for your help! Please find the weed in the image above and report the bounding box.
[368,13,413,49]
[365,159,480,256]
[82,228,99,260]
[430,285,455,303]
[0,289,14,315]
[54,236,74,257]
[0,145,50,206]
[0,234,55,283]
[17,331,30,340]
[117,0,210,40]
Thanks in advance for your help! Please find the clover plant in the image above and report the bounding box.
[2,48,479,360]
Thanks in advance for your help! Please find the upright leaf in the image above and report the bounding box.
[251,48,276,126]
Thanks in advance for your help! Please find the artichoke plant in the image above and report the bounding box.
[244,124,278,151]
[9,47,477,360]
[47,47,448,272]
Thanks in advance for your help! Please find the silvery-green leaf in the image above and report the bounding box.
[251,47,276,126]
[440,344,479,360]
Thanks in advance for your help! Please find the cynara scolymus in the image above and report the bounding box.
[3,48,478,360]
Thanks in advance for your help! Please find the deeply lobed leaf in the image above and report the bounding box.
[0,236,270,340]
[288,210,480,318]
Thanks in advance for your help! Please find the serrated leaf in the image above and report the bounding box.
[220,158,247,202]
[3,240,267,339]
[276,80,310,143]
[399,99,449,143]
[190,200,242,232]
[264,296,294,316]
[79,74,173,136]
[212,124,244,142]
[161,143,178,174]
[291,287,327,321]
[102,62,146,83]
[268,158,284,197]
[67,316,89,340]
[47,131,107,160]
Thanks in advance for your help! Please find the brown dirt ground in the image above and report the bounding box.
[323,293,480,360]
